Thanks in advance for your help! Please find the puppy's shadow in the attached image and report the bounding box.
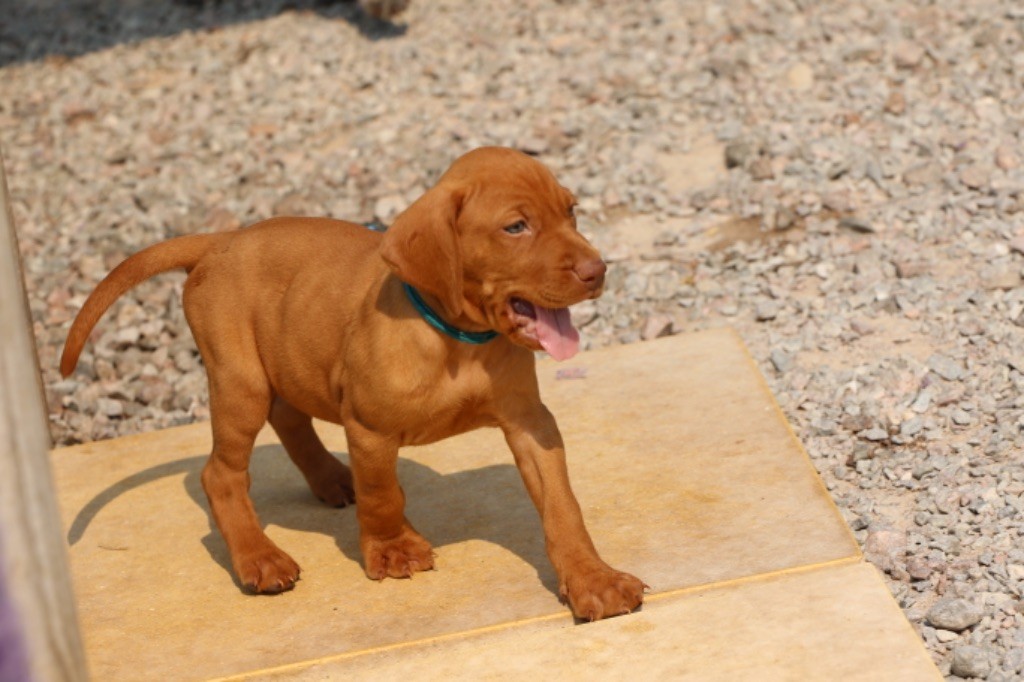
[67,444,557,596]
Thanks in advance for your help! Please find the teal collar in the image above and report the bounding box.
[402,283,498,344]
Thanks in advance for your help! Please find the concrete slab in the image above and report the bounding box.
[255,562,937,682]
[49,328,938,680]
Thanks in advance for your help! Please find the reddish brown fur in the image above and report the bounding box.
[61,147,645,620]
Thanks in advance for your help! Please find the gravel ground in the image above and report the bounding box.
[3,0,1024,677]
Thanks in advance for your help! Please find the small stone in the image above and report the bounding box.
[96,398,124,418]
[773,206,798,232]
[838,216,875,234]
[755,301,779,321]
[859,427,889,442]
[273,192,319,217]
[136,378,174,410]
[94,358,117,382]
[1004,648,1024,673]
[247,123,279,138]
[811,418,837,436]
[884,90,906,115]
[864,528,905,571]
[990,670,1019,682]
[959,164,991,190]
[903,162,943,186]
[822,190,854,212]
[912,461,935,482]
[982,264,1021,291]
[749,156,774,180]
[927,599,984,631]
[910,388,933,413]
[996,145,1020,171]
[893,40,925,69]
[1008,236,1024,255]
[848,442,872,462]
[373,194,406,223]
[850,318,875,336]
[844,413,874,433]
[769,349,793,373]
[900,417,923,437]
[951,645,993,679]
[173,350,199,373]
[640,315,674,341]
[894,260,928,279]
[724,139,760,169]
[518,136,550,156]
[785,62,814,91]
[951,409,972,426]
[928,354,964,381]
[935,628,960,643]
[204,207,242,233]
[570,301,598,328]
[906,556,932,580]
[116,327,141,346]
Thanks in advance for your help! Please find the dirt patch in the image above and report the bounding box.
[657,142,728,196]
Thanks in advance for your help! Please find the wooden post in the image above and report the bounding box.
[0,150,88,680]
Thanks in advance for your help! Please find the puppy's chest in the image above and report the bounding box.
[405,392,497,445]
[356,369,499,446]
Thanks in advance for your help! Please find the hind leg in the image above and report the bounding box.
[269,397,355,507]
[199,355,300,593]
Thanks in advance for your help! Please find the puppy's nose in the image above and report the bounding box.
[574,257,607,290]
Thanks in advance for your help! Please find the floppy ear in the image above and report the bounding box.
[380,183,465,319]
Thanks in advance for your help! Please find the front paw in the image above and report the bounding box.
[560,564,646,621]
[234,544,301,594]
[361,527,435,580]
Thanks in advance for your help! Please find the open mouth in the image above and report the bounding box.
[508,297,580,361]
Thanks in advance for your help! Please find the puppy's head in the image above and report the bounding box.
[381,147,605,360]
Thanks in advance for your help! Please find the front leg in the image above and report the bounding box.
[344,420,434,579]
[502,403,645,621]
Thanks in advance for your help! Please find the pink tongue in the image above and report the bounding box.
[534,305,580,361]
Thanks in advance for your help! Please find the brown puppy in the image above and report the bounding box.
[61,147,645,621]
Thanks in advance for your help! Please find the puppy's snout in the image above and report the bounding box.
[574,257,607,290]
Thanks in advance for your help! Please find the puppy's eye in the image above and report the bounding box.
[504,221,528,235]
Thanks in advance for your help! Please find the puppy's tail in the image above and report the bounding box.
[60,233,222,377]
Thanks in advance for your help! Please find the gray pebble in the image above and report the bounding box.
[770,349,793,373]
[811,417,837,436]
[755,301,780,321]
[903,162,943,186]
[982,265,1021,291]
[1003,648,1024,673]
[173,349,199,373]
[951,645,993,679]
[951,409,972,426]
[724,138,761,169]
[910,389,933,414]
[928,354,965,382]
[927,599,984,632]
[900,417,924,437]
[95,398,124,419]
[859,427,890,442]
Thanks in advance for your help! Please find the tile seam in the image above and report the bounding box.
[211,556,867,682]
